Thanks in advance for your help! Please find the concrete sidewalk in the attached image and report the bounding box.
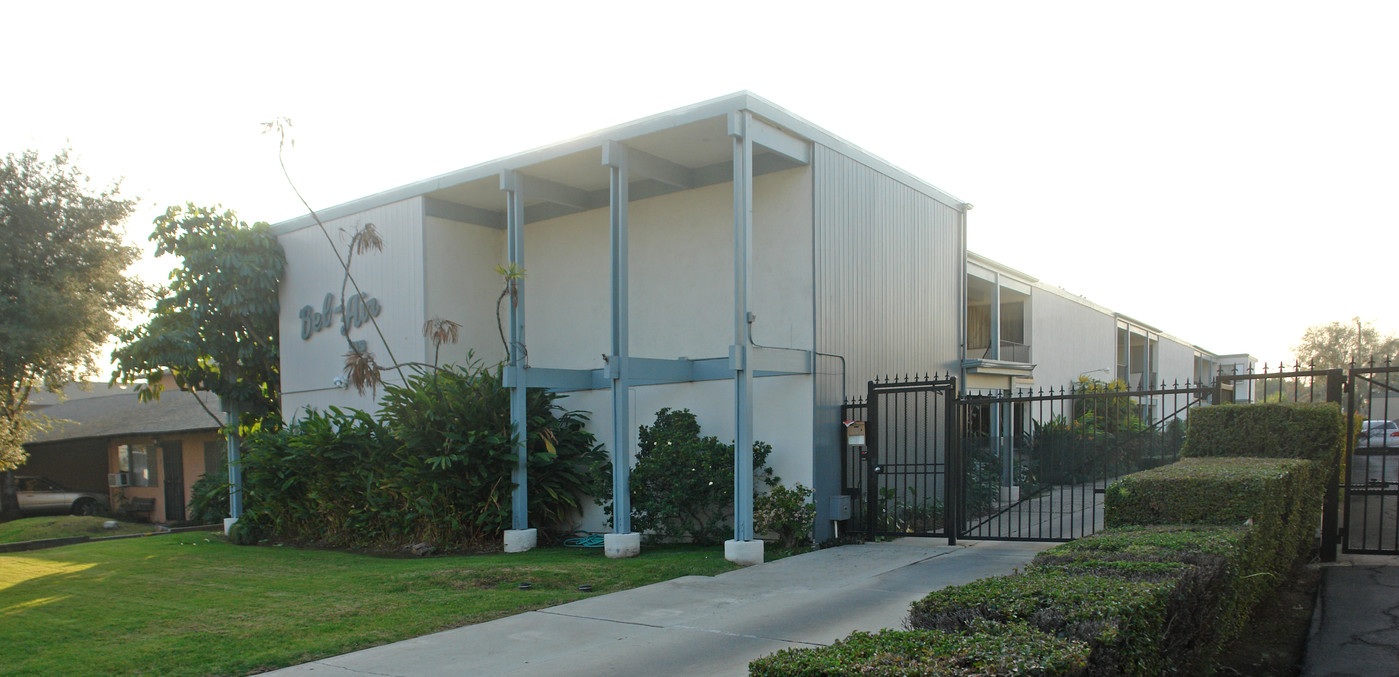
[1303,554,1399,677]
[261,539,1052,677]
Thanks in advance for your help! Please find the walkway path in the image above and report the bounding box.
[261,540,1051,677]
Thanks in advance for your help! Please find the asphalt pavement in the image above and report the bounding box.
[1304,553,1399,677]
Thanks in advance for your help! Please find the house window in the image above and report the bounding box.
[203,440,224,478]
[117,444,158,487]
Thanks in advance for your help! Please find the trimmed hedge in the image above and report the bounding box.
[1103,456,1320,528]
[749,622,1089,677]
[1183,402,1345,461]
[904,525,1278,675]
[1032,525,1267,663]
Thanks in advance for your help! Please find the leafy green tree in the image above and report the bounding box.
[0,149,143,519]
[1293,318,1399,369]
[112,204,285,425]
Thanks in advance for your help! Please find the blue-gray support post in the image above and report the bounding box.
[221,398,243,519]
[730,111,756,542]
[603,141,632,534]
[502,171,529,532]
[990,272,1011,487]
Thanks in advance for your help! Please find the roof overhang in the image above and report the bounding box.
[272,91,967,235]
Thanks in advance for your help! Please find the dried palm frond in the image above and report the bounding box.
[423,317,461,348]
[353,223,383,255]
[343,349,383,395]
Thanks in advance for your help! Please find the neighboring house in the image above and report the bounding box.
[19,389,225,523]
[270,92,1249,545]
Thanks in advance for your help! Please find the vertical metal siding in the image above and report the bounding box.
[809,144,965,539]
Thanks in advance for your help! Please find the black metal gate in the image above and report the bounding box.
[844,376,958,540]
[1344,362,1399,555]
[956,381,1210,541]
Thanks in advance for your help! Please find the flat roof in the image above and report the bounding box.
[272,91,968,235]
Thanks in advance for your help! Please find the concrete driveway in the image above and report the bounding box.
[261,539,1052,677]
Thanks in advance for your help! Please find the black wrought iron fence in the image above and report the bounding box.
[837,361,1395,556]
[957,380,1210,541]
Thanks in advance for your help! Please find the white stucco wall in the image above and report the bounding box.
[520,165,814,370]
[1029,286,1118,389]
[279,198,426,418]
[423,216,508,368]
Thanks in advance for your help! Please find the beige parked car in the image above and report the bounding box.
[16,476,109,516]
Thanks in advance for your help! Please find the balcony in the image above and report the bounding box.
[969,340,1032,364]
[963,340,1035,390]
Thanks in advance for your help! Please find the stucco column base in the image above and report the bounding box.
[503,528,537,553]
[223,517,239,535]
[604,532,642,559]
[1000,486,1020,503]
[725,539,764,566]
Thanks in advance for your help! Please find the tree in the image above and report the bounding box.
[0,149,143,519]
[1293,318,1399,369]
[112,204,285,425]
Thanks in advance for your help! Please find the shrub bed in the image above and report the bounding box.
[238,361,605,549]
[749,622,1089,677]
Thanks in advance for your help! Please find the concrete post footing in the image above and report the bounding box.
[604,532,642,559]
[725,539,764,566]
[223,517,239,535]
[504,528,537,553]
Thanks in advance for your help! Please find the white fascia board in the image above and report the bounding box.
[273,91,970,235]
[966,251,1039,284]
[272,93,754,235]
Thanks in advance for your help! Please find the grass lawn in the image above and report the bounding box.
[0,515,155,544]
[0,533,741,676]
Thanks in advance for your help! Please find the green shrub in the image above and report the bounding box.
[378,362,604,534]
[597,408,774,545]
[226,519,262,545]
[749,622,1088,677]
[240,360,605,549]
[755,483,815,548]
[1104,456,1318,527]
[185,456,229,525]
[1183,402,1345,461]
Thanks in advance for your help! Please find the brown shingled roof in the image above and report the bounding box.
[25,390,225,445]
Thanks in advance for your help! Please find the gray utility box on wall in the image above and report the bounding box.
[830,494,852,521]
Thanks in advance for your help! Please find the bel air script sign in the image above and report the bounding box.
[300,292,383,340]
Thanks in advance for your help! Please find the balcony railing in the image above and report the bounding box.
[970,340,1032,363]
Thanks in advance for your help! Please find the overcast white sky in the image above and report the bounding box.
[5,1,1396,375]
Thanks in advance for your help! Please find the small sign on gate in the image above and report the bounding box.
[844,421,866,446]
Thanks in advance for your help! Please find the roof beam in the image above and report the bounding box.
[519,173,593,211]
[606,143,694,190]
[423,197,506,229]
[745,115,810,165]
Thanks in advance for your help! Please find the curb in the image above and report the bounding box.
[0,523,222,554]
